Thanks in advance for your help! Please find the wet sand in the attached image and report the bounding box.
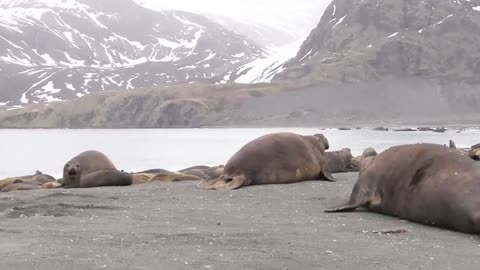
[1,173,479,270]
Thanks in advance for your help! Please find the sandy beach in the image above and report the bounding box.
[1,172,479,270]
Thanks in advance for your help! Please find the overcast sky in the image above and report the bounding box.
[135,0,332,38]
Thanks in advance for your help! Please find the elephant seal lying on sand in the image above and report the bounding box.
[63,150,116,187]
[198,132,334,190]
[0,171,55,189]
[324,148,354,173]
[326,143,480,234]
[63,169,132,188]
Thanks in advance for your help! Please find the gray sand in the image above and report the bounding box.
[1,173,479,270]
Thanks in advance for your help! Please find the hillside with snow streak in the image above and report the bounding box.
[0,0,265,107]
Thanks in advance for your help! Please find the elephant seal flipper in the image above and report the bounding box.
[320,171,336,182]
[325,181,371,212]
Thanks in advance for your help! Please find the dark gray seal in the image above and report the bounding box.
[326,143,480,234]
[63,169,132,188]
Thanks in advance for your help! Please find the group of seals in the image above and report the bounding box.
[198,132,335,190]
[3,132,480,236]
[326,143,480,234]
[0,171,57,192]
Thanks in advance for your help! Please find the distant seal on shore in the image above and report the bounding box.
[1,181,42,192]
[324,148,354,173]
[0,171,56,189]
[198,132,334,190]
[326,143,480,234]
[63,150,116,187]
[131,173,157,184]
[63,169,132,188]
[150,172,203,182]
[136,168,171,174]
[178,165,224,180]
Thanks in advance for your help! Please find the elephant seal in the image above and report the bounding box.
[1,179,42,192]
[326,143,480,234]
[198,132,334,190]
[178,165,225,179]
[63,169,132,188]
[0,171,55,189]
[42,181,62,189]
[63,150,116,187]
[178,165,211,172]
[178,169,210,180]
[469,149,480,160]
[136,169,171,174]
[324,148,354,173]
[131,173,157,184]
[150,172,203,182]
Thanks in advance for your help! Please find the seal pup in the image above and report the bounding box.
[198,132,334,190]
[326,143,480,234]
[63,150,116,187]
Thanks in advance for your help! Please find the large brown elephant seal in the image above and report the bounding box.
[63,150,116,187]
[326,143,480,234]
[63,169,132,188]
[198,132,334,190]
[324,148,354,173]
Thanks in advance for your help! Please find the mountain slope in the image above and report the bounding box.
[0,0,265,107]
[275,0,480,84]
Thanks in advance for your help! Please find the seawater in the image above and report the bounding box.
[0,128,479,179]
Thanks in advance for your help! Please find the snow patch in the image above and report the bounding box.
[235,42,300,84]
[386,32,399,39]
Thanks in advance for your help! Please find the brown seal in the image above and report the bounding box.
[198,132,334,190]
[63,150,116,187]
[136,168,172,174]
[178,165,225,179]
[150,172,203,182]
[324,148,354,173]
[1,181,42,192]
[63,169,132,188]
[0,171,55,189]
[326,143,480,234]
[131,173,157,184]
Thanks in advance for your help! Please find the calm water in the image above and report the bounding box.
[0,128,479,179]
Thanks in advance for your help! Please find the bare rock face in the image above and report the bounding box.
[275,0,480,84]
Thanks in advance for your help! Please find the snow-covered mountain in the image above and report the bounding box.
[0,0,265,107]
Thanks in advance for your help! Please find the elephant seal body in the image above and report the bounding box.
[137,169,171,174]
[198,132,334,190]
[326,143,480,234]
[324,148,354,173]
[63,150,116,187]
[0,171,55,189]
[150,172,203,182]
[131,173,157,184]
[178,169,210,180]
[1,181,42,192]
[64,169,132,188]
